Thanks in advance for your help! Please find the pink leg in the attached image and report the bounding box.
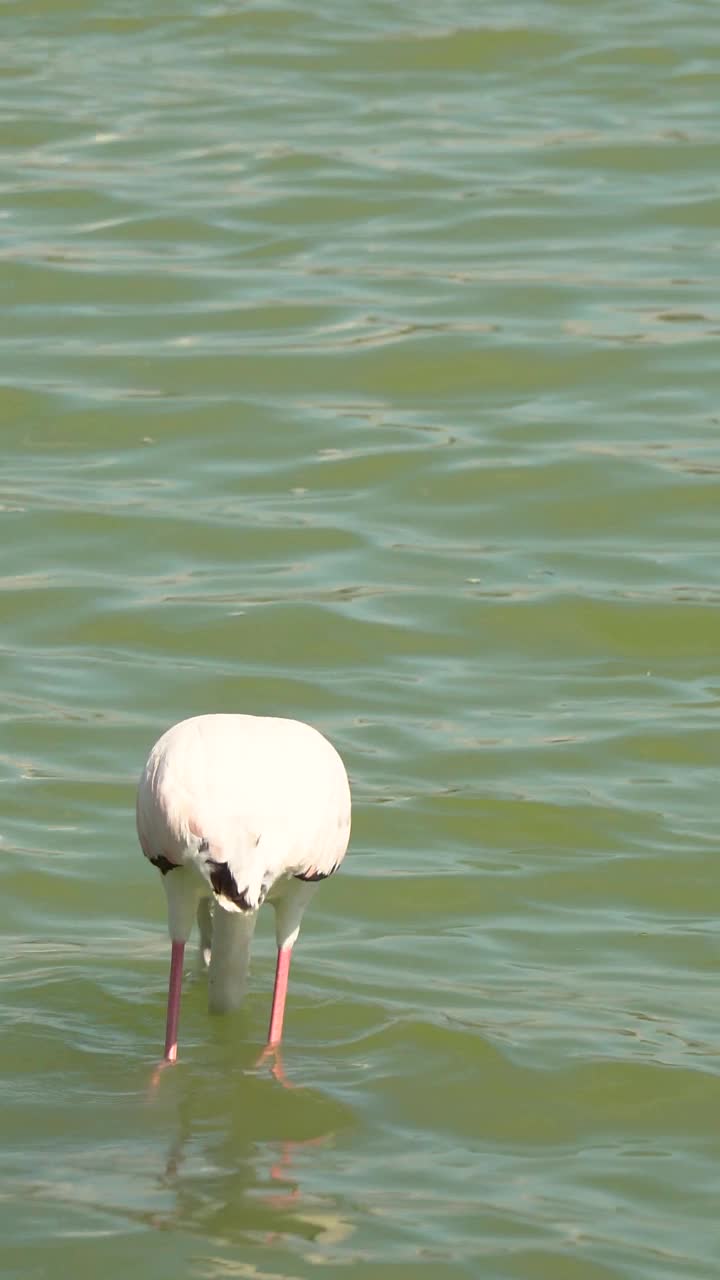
[267,945,293,1047]
[163,940,185,1062]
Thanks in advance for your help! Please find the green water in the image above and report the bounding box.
[3,2,720,1276]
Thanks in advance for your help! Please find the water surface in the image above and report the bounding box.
[2,2,720,1277]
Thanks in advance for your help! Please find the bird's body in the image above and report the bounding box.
[136,714,351,1063]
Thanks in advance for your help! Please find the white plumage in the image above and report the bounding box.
[136,714,351,1063]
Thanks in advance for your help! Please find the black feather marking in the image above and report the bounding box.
[295,862,338,883]
[199,838,209,853]
[206,859,254,911]
[150,855,178,876]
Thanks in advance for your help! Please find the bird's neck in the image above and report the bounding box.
[207,905,257,1014]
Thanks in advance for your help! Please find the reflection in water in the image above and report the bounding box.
[150,1043,355,1257]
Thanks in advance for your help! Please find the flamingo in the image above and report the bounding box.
[136,714,351,1065]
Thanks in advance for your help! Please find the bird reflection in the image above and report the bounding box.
[150,1041,354,1253]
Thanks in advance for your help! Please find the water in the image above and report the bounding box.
[2,2,720,1276]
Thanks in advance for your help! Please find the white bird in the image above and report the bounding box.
[136,714,351,1065]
